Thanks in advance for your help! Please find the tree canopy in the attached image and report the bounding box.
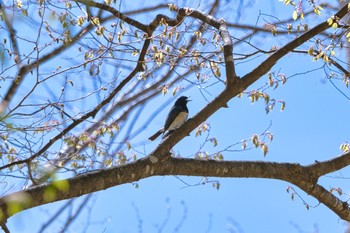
[1,0,350,232]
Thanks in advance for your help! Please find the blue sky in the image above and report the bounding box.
[3,0,350,232]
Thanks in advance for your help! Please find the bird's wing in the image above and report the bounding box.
[163,105,182,131]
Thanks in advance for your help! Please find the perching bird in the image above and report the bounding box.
[148,96,191,141]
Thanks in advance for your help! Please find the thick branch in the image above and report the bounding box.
[2,155,350,222]
[177,8,238,83]
[306,151,350,176]
[299,183,350,221]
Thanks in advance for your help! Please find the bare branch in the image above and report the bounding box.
[1,153,350,222]
[306,151,350,177]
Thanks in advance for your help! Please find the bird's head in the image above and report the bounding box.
[175,96,191,106]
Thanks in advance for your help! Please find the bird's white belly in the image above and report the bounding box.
[168,112,188,130]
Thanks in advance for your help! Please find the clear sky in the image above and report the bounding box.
[3,0,350,232]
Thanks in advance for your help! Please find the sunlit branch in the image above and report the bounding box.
[2,152,350,222]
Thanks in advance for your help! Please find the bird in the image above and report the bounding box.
[148,96,191,141]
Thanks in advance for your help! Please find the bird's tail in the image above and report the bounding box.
[148,129,163,141]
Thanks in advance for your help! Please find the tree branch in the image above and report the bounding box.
[241,4,350,89]
[0,1,233,171]
[1,1,350,227]
[2,153,350,222]
[147,5,350,164]
[306,151,350,177]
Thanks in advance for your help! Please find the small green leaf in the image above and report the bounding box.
[52,179,70,192]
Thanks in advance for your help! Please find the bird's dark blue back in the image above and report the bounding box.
[163,96,189,131]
